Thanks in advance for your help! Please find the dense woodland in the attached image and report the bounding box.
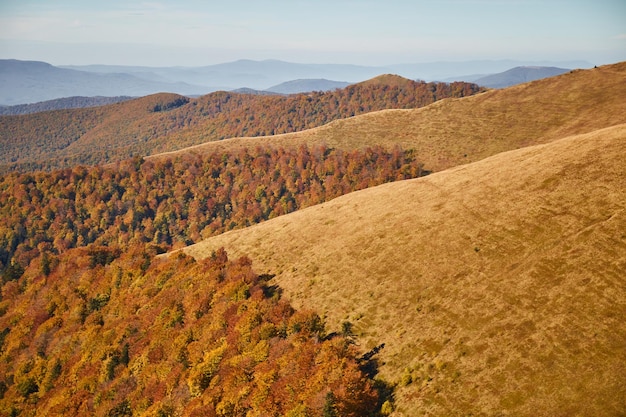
[0,245,385,416]
[0,144,425,284]
[0,77,483,173]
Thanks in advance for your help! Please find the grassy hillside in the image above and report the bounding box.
[0,77,481,173]
[162,62,626,172]
[180,124,626,416]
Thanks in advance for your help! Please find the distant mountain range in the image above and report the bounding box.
[1,58,593,105]
[62,58,591,85]
[60,59,380,93]
[265,79,351,94]
[231,79,352,96]
[0,60,210,105]
[0,66,571,115]
[473,66,571,88]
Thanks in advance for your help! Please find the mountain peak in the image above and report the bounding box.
[357,73,416,88]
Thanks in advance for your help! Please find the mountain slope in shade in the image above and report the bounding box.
[179,124,626,416]
[0,95,135,115]
[265,79,351,94]
[474,66,571,88]
[154,62,626,173]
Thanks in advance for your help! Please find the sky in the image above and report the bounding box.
[0,0,624,67]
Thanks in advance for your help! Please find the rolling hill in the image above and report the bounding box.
[179,123,626,416]
[154,62,626,173]
[0,77,482,173]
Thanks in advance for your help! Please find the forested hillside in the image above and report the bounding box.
[0,245,383,416]
[0,78,483,173]
[0,144,425,281]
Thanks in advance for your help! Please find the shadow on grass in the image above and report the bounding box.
[359,343,395,416]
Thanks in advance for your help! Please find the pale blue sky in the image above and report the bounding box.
[0,0,624,66]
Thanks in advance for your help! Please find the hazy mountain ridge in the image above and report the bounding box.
[64,58,592,86]
[265,79,351,94]
[473,66,571,88]
[0,59,210,105]
[59,59,383,95]
[1,58,593,105]
[229,88,282,96]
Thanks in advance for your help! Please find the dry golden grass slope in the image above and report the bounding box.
[179,124,626,416]
[152,62,626,173]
